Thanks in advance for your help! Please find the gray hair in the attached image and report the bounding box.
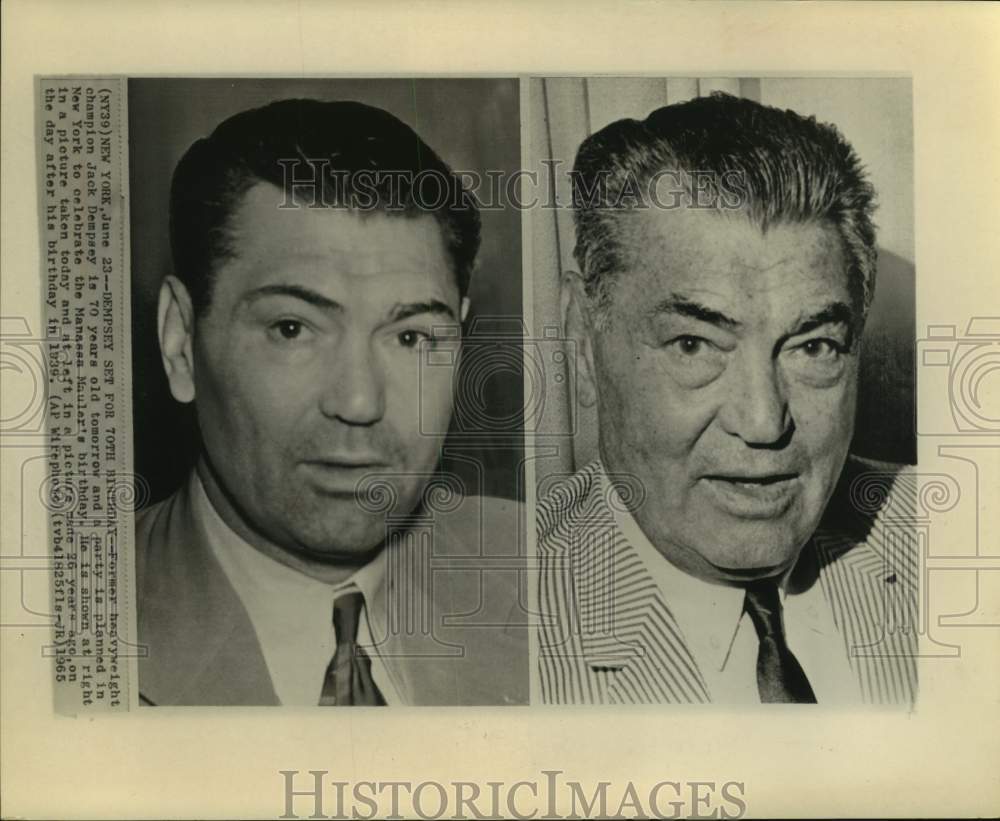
[571,92,877,322]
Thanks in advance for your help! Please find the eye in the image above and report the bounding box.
[783,336,849,385]
[660,334,727,388]
[268,319,311,342]
[397,329,430,349]
[669,335,709,355]
[798,338,843,358]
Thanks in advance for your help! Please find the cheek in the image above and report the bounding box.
[789,376,857,464]
[593,340,709,460]
[194,339,307,443]
[390,356,453,427]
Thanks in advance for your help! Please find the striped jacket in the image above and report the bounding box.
[536,457,919,705]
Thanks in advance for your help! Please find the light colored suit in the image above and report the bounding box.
[136,474,529,705]
[536,456,919,705]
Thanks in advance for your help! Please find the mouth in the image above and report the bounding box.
[306,456,390,468]
[700,472,800,519]
[300,458,392,494]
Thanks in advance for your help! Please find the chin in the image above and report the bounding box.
[711,551,797,574]
[280,511,387,559]
[696,522,806,576]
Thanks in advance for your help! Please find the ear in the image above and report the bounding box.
[157,275,197,404]
[560,270,598,409]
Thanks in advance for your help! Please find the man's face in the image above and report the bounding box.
[187,183,460,560]
[578,207,860,584]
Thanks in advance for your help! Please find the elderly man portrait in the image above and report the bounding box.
[132,86,527,706]
[536,87,918,706]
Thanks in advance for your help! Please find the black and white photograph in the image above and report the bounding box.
[128,78,529,706]
[3,2,1000,818]
[530,77,919,706]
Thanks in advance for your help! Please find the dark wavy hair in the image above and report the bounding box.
[169,98,481,313]
[571,92,877,322]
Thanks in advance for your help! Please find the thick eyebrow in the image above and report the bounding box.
[649,294,741,330]
[787,301,855,338]
[241,284,343,312]
[239,287,456,322]
[388,300,457,323]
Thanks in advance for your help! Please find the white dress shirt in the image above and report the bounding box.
[191,473,401,706]
[600,465,860,704]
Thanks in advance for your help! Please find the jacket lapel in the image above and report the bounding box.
[136,477,278,706]
[361,526,466,705]
[807,457,920,705]
[571,464,710,704]
[369,501,529,705]
[812,534,919,702]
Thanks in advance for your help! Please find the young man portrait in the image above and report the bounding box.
[132,84,528,706]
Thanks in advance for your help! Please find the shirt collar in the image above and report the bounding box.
[190,471,388,632]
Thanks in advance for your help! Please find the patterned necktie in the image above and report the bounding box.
[743,579,817,704]
[318,591,386,706]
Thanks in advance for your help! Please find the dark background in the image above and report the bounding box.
[129,78,524,504]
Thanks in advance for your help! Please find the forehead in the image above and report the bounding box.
[619,206,850,310]
[213,182,457,304]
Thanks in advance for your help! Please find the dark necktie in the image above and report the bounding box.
[318,591,386,706]
[743,579,817,704]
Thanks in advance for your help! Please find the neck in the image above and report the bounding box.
[649,535,793,588]
[195,458,373,586]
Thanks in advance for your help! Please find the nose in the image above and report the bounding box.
[718,353,792,447]
[320,335,386,426]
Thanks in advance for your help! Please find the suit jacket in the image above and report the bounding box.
[536,456,919,705]
[136,473,529,706]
